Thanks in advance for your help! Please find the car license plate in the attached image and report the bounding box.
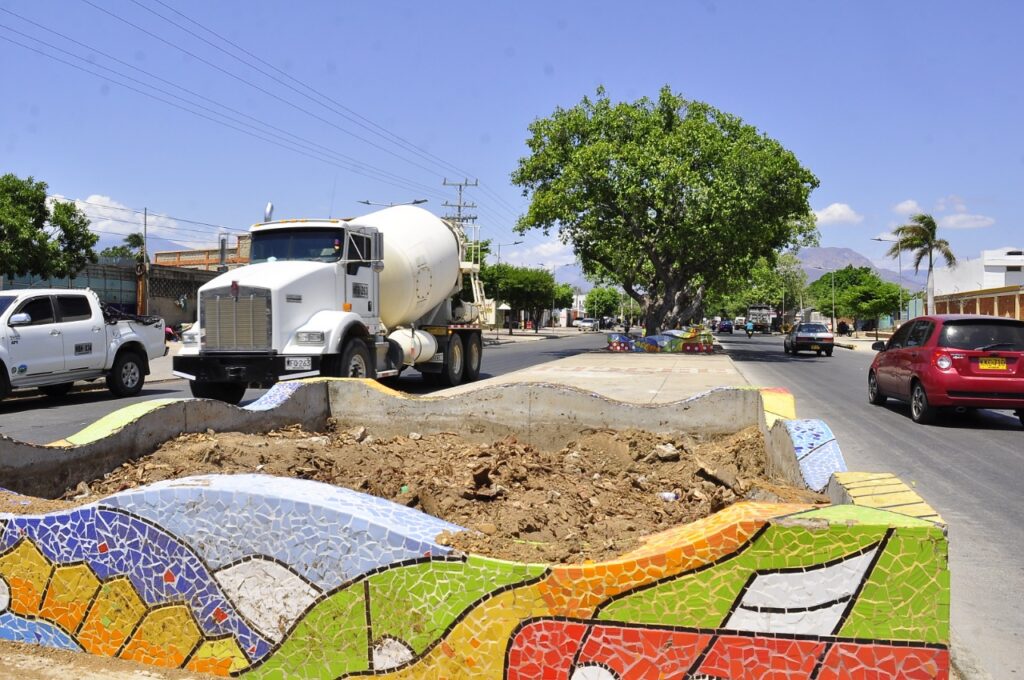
[810,344,820,350]
[978,357,1006,370]
[285,356,312,371]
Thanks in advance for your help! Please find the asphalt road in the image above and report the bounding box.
[718,332,1023,678]
[0,332,608,445]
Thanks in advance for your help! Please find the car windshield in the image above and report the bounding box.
[0,296,15,316]
[250,228,346,263]
[939,320,1024,350]
[799,324,829,333]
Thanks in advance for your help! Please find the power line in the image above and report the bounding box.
[0,31,450,201]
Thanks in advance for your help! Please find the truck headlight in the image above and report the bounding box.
[296,331,325,345]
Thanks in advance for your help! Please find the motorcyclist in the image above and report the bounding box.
[745,320,754,338]
[837,320,850,337]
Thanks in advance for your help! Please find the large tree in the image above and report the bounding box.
[100,232,146,261]
[584,286,620,320]
[886,213,955,314]
[0,173,97,280]
[483,263,554,333]
[511,86,819,335]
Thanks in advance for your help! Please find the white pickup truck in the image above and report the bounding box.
[0,288,166,401]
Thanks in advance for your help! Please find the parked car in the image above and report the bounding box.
[717,320,733,334]
[0,288,166,402]
[784,322,834,356]
[577,318,598,331]
[868,314,1024,425]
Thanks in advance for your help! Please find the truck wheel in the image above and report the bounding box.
[0,366,9,401]
[463,333,482,382]
[341,340,373,378]
[441,333,464,387]
[189,381,246,405]
[39,383,73,399]
[107,351,145,397]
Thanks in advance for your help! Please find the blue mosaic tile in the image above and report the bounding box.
[0,611,82,651]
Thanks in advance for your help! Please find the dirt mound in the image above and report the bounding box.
[63,422,825,563]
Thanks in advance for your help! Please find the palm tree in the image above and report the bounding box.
[887,213,956,314]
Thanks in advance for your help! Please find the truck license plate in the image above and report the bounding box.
[978,357,1006,370]
[285,357,312,371]
[810,344,820,350]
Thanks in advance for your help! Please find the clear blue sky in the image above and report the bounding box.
[2,0,1022,286]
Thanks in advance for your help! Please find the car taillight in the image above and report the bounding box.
[933,351,952,370]
[823,334,833,340]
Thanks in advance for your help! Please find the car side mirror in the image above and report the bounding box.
[8,313,31,327]
[871,341,886,351]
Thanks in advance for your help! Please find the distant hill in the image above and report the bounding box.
[797,247,926,290]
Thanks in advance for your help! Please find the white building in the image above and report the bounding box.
[934,247,1024,295]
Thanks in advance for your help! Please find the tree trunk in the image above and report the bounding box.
[926,249,934,314]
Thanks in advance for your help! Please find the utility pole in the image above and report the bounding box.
[143,207,149,315]
[441,178,478,226]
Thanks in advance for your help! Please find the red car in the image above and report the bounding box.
[868,314,1024,425]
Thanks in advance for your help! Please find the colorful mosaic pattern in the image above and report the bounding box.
[0,476,948,678]
[607,328,715,353]
[783,419,848,492]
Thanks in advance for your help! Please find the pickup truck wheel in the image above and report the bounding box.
[341,340,372,378]
[463,333,482,382]
[39,383,73,399]
[189,381,246,404]
[0,367,9,401]
[107,351,145,397]
[441,333,464,387]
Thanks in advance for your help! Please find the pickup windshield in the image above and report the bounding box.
[0,296,14,316]
[940,320,1024,351]
[250,228,346,263]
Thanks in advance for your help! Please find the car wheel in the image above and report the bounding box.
[341,340,373,378]
[910,381,936,424]
[816,350,823,356]
[825,349,833,357]
[39,382,74,399]
[1016,410,1024,428]
[189,381,247,405]
[107,351,145,397]
[867,371,887,405]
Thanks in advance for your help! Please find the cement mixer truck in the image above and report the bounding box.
[173,205,484,403]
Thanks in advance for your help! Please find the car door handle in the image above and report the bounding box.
[50,329,61,336]
[92,327,102,332]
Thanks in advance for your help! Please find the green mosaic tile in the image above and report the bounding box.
[245,583,368,680]
[840,527,949,643]
[368,556,545,653]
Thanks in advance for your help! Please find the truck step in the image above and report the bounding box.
[376,369,399,378]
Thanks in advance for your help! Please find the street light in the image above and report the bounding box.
[494,240,523,265]
[872,235,905,323]
[540,262,573,327]
[357,199,428,207]
[812,266,836,333]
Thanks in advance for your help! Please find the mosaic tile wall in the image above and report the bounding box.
[0,475,948,678]
[607,328,715,353]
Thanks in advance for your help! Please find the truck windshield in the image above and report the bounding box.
[0,296,15,316]
[250,228,346,263]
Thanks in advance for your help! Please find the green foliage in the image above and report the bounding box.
[706,253,806,318]
[482,263,554,321]
[807,265,907,323]
[0,173,98,279]
[511,85,819,334]
[843,280,903,323]
[100,232,146,261]
[553,282,575,309]
[584,286,620,318]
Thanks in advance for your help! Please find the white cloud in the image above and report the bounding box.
[938,213,995,229]
[503,237,576,268]
[50,194,212,248]
[892,199,921,216]
[935,195,967,213]
[814,203,864,226]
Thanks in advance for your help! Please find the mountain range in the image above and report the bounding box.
[796,247,927,290]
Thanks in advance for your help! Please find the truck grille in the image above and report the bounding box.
[200,286,272,350]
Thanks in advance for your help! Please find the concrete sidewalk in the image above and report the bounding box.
[438,349,749,403]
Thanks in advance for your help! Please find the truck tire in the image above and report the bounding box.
[441,333,464,387]
[39,383,73,399]
[190,381,247,405]
[341,340,373,378]
[0,365,9,402]
[463,332,482,382]
[107,350,145,397]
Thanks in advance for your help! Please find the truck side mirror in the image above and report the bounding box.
[871,341,886,351]
[8,313,31,327]
[372,261,385,273]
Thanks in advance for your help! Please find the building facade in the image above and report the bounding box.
[933,247,1023,320]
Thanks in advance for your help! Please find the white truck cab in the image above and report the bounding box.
[0,288,166,401]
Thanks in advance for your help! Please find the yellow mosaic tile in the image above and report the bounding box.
[186,637,250,676]
[0,540,53,616]
[39,563,100,633]
[78,577,149,657]
[119,604,202,668]
[833,472,945,525]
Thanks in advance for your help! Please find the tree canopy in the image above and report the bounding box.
[481,263,554,329]
[100,232,146,261]
[707,253,807,319]
[0,173,98,279]
[511,86,819,335]
[806,266,906,327]
[584,286,620,319]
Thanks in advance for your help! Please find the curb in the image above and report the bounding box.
[835,342,856,350]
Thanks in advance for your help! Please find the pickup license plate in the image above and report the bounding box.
[285,357,312,371]
[978,357,1006,370]
[810,344,820,350]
